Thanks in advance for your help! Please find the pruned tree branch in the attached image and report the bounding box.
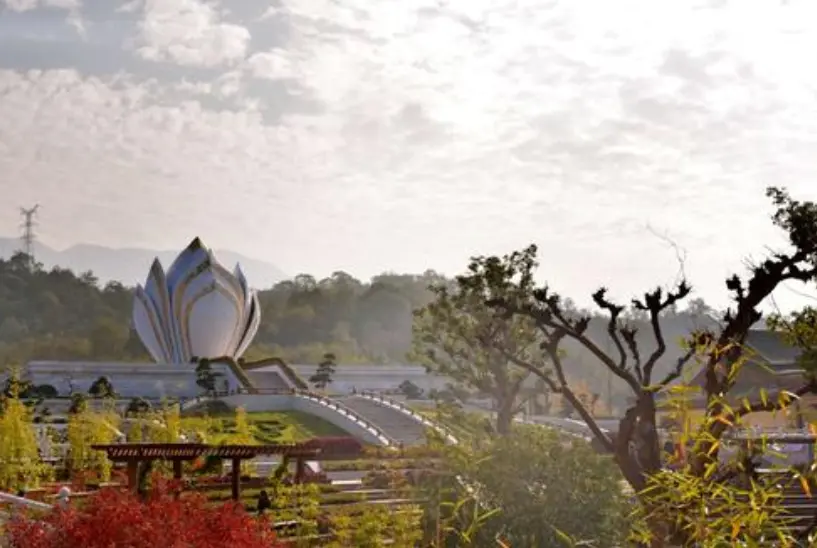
[496,291,644,394]
[498,347,615,452]
[655,345,698,388]
[592,288,630,378]
[632,282,692,385]
[706,250,817,399]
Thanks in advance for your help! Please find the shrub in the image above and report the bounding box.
[33,384,58,399]
[66,408,119,482]
[0,392,52,490]
[6,475,281,548]
[125,397,152,417]
[425,424,629,546]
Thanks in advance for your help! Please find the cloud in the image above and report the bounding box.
[245,49,293,80]
[2,0,817,310]
[134,0,250,67]
[3,0,78,11]
[2,0,84,33]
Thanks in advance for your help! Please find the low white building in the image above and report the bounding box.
[14,360,243,399]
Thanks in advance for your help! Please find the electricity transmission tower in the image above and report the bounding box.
[19,204,40,264]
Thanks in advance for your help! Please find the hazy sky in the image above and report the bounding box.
[1,0,817,311]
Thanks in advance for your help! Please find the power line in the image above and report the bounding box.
[18,204,40,263]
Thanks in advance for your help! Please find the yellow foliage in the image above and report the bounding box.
[0,395,50,490]
[223,407,256,476]
[145,404,181,443]
[127,417,144,442]
[227,407,256,445]
[67,409,119,482]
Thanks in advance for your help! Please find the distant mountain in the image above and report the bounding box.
[0,238,288,289]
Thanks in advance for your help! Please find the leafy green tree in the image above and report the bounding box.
[125,397,152,417]
[89,317,128,358]
[309,353,336,391]
[68,393,88,414]
[413,262,543,435]
[399,379,423,399]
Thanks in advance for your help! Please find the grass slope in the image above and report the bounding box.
[182,403,349,443]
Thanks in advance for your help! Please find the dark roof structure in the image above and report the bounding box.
[680,329,807,403]
[743,329,803,368]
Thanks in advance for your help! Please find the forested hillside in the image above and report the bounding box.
[0,251,719,409]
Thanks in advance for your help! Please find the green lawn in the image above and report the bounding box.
[245,411,349,443]
[183,408,349,443]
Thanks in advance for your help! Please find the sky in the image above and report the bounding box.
[1,0,817,311]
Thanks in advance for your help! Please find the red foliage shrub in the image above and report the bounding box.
[7,475,281,548]
[302,436,364,457]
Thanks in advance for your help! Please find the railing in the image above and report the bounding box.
[357,392,459,445]
[293,390,395,447]
[180,390,395,447]
[221,359,256,392]
[0,487,70,517]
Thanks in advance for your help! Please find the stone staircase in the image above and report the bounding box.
[721,471,817,541]
[770,473,817,537]
[335,395,429,446]
[245,370,290,391]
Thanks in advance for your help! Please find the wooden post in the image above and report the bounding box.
[126,459,139,492]
[231,458,241,501]
[295,457,305,484]
[173,459,184,499]
[172,459,183,479]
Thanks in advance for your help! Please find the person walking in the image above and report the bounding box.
[256,490,272,516]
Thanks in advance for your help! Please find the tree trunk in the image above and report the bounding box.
[496,399,515,436]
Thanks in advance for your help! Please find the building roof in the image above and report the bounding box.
[744,329,803,368]
[676,329,807,404]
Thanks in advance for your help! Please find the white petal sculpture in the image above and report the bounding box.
[133,237,261,364]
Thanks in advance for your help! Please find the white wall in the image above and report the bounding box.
[18,361,241,399]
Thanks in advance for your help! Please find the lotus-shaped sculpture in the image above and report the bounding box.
[132,237,261,364]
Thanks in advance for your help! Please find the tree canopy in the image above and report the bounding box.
[0,250,720,413]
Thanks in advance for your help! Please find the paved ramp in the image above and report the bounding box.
[336,396,430,446]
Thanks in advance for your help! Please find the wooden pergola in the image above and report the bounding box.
[91,443,321,500]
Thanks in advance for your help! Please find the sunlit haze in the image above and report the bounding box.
[2,0,817,311]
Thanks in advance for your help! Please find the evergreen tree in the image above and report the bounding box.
[309,353,336,391]
[88,376,117,399]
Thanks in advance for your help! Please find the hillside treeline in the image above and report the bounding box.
[0,251,718,409]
